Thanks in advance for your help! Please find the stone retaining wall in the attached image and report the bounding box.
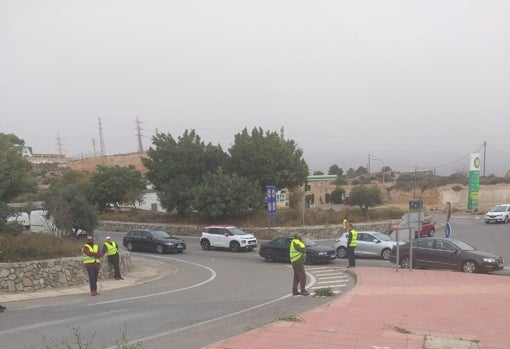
[0,253,131,293]
[98,221,398,240]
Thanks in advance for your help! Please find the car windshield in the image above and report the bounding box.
[491,205,508,212]
[228,227,249,235]
[373,232,391,241]
[303,238,317,247]
[452,240,476,251]
[152,231,171,238]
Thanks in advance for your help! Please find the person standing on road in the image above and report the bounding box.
[346,224,358,268]
[102,236,123,280]
[342,216,349,232]
[289,233,309,296]
[82,235,102,296]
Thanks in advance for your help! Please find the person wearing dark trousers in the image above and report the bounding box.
[289,233,309,296]
[82,235,102,296]
[0,304,6,312]
[102,236,123,280]
[346,224,358,268]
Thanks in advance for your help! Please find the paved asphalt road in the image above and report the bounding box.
[1,213,508,348]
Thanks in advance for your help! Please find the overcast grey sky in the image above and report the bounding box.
[1,1,509,176]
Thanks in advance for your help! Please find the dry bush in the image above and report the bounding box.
[0,234,83,262]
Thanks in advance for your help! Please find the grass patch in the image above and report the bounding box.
[278,314,303,322]
[314,287,335,297]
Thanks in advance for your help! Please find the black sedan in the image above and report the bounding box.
[389,237,504,273]
[259,236,336,264]
[123,229,186,254]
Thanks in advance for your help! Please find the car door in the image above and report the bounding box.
[217,228,231,248]
[354,233,368,257]
[140,230,153,251]
[272,238,291,261]
[429,240,460,270]
[360,233,380,258]
[412,239,436,268]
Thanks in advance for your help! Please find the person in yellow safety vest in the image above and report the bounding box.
[346,224,358,268]
[102,236,123,280]
[82,235,103,296]
[289,233,310,296]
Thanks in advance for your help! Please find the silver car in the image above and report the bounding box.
[335,231,398,260]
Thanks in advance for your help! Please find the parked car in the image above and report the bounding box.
[390,219,436,238]
[485,204,510,223]
[258,236,337,264]
[200,225,257,252]
[123,229,186,254]
[389,237,504,273]
[335,231,400,260]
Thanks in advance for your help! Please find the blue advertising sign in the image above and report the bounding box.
[266,185,277,215]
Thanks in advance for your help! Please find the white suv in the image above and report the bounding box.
[200,225,257,252]
[485,204,510,224]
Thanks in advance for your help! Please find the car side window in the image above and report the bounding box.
[209,228,219,235]
[274,239,287,248]
[415,239,433,248]
[435,241,457,251]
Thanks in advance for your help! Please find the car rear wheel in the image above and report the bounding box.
[462,260,479,273]
[264,250,274,263]
[336,247,347,258]
[200,239,210,250]
[156,244,164,254]
[230,241,241,252]
[126,242,134,251]
[428,229,435,237]
[381,248,391,260]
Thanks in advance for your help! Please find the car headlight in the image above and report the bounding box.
[483,258,496,263]
[241,240,246,243]
[165,242,174,246]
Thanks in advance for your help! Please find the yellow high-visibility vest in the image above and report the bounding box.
[289,239,305,263]
[83,244,100,264]
[104,241,119,256]
[348,229,358,247]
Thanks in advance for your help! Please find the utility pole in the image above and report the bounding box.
[135,116,144,153]
[92,138,97,157]
[98,118,106,156]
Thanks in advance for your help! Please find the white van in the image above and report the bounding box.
[29,210,57,233]
[6,212,30,230]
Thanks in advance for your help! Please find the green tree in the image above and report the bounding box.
[0,133,32,203]
[228,127,308,191]
[43,170,99,237]
[328,164,344,176]
[143,130,228,214]
[190,168,262,219]
[0,133,32,234]
[90,165,146,212]
[348,185,383,219]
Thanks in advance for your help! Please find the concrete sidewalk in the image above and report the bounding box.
[203,267,510,349]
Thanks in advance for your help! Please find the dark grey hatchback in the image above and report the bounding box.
[123,229,186,254]
[389,237,504,273]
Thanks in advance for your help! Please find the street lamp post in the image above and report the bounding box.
[371,157,385,183]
